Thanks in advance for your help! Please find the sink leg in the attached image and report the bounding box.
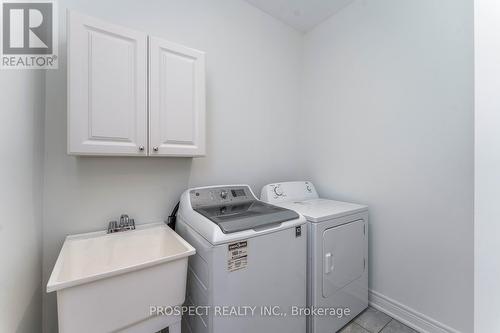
[169,321,181,333]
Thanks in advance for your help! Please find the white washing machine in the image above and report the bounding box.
[176,185,307,333]
[261,181,368,333]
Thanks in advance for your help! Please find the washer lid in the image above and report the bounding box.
[277,199,368,222]
[194,201,299,234]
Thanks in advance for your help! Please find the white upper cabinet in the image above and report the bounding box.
[149,38,206,157]
[67,11,148,156]
[67,11,206,157]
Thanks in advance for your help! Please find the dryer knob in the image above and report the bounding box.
[274,186,284,196]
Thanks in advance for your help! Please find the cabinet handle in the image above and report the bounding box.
[139,145,144,151]
[153,146,159,152]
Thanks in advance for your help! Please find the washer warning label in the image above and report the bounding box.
[228,241,248,272]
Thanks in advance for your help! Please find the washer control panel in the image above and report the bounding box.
[190,185,255,208]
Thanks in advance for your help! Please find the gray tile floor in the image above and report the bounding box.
[341,307,419,333]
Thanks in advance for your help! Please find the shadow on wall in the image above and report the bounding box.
[74,156,194,180]
[16,288,42,333]
[49,155,195,231]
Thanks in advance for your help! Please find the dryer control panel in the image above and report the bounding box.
[260,181,319,203]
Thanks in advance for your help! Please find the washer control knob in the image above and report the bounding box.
[274,186,284,196]
[220,190,228,199]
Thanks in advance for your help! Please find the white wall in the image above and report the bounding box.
[40,1,478,332]
[302,1,473,332]
[0,72,45,332]
[42,0,305,331]
[474,1,500,332]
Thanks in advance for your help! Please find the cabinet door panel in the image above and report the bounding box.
[149,37,206,156]
[68,11,147,155]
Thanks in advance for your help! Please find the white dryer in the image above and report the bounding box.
[176,185,307,333]
[261,181,368,333]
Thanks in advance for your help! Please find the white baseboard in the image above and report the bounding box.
[368,290,462,333]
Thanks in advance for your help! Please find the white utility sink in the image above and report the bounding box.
[47,223,195,333]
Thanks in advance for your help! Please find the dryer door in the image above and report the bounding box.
[322,219,366,298]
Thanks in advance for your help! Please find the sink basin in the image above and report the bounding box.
[47,223,195,333]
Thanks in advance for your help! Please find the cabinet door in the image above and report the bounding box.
[67,11,148,155]
[149,37,206,156]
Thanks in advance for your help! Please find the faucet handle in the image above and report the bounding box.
[108,221,118,233]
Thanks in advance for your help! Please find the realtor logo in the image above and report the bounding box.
[1,0,58,69]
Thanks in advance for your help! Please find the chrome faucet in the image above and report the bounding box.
[107,214,136,233]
